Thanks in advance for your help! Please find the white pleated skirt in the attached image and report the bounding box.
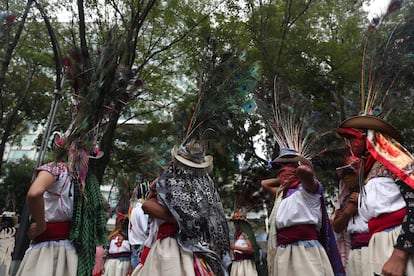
[367,226,414,276]
[103,258,130,276]
[347,246,369,276]
[15,240,78,276]
[272,240,334,276]
[131,237,195,276]
[230,259,257,276]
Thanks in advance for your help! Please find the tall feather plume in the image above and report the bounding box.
[62,27,143,189]
[360,0,414,117]
[253,74,337,164]
[181,47,260,145]
[267,75,314,159]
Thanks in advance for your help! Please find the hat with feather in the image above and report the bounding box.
[337,0,414,191]
[266,76,324,169]
[338,0,412,139]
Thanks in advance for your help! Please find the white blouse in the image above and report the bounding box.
[358,176,405,222]
[108,235,131,254]
[276,184,322,231]
[39,162,74,223]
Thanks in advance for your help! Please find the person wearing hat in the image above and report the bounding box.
[332,155,371,275]
[103,208,132,276]
[229,210,260,276]
[15,136,108,276]
[131,140,231,276]
[337,115,414,276]
[128,183,149,271]
[267,148,344,276]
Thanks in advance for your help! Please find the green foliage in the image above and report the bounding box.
[0,157,36,214]
[3,0,414,216]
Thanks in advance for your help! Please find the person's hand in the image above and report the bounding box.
[27,221,47,240]
[296,164,318,193]
[380,248,408,276]
[344,192,359,216]
[348,192,359,205]
[295,165,314,180]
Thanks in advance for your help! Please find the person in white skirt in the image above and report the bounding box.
[230,210,258,276]
[16,142,107,276]
[131,141,231,276]
[338,115,414,276]
[269,148,344,276]
[103,209,131,276]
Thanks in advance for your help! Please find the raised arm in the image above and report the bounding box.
[261,178,280,195]
[295,165,318,193]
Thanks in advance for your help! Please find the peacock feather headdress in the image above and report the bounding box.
[174,48,260,170]
[338,0,414,193]
[358,0,414,119]
[61,27,142,190]
[265,75,330,167]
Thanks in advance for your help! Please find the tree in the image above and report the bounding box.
[0,157,35,214]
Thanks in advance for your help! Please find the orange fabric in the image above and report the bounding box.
[367,130,414,190]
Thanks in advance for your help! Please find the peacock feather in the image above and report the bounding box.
[182,49,261,146]
[61,27,143,189]
[360,0,414,118]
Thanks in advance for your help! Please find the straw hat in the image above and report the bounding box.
[339,115,403,143]
[171,140,213,169]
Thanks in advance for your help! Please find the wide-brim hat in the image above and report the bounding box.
[272,148,313,167]
[339,115,403,143]
[336,164,358,179]
[336,155,359,178]
[171,145,213,169]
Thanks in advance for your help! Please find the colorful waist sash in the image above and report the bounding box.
[234,252,254,260]
[34,221,71,243]
[350,232,371,249]
[368,207,406,234]
[277,224,318,245]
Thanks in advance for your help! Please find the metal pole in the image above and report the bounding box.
[9,74,65,276]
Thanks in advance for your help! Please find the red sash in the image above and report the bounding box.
[368,207,406,234]
[234,252,254,260]
[140,246,151,265]
[34,221,71,243]
[157,222,178,240]
[277,224,318,245]
[107,252,131,259]
[350,232,371,249]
